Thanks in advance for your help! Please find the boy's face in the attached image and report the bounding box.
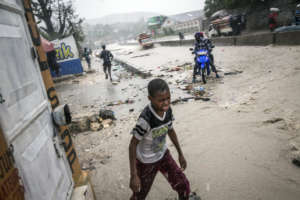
[149,90,171,112]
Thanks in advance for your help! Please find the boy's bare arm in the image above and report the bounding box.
[129,136,139,176]
[168,128,187,170]
[129,136,141,192]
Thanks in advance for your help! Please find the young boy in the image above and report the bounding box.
[129,78,190,200]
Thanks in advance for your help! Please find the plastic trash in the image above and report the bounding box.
[193,86,205,96]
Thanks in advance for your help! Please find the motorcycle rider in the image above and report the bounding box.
[193,32,219,83]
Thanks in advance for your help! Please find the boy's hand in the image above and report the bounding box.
[130,174,141,192]
[179,154,187,171]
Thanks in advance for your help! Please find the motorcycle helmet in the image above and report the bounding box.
[194,32,204,41]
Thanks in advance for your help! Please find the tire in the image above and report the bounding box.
[202,67,206,84]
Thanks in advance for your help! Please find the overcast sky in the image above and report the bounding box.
[74,0,205,19]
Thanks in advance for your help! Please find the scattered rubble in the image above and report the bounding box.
[289,137,300,168]
[86,69,96,74]
[168,67,183,72]
[131,53,151,58]
[224,70,243,76]
[171,96,210,105]
[69,110,116,133]
[81,159,96,171]
[193,86,205,96]
[99,109,116,120]
[107,99,135,107]
[70,116,90,133]
[263,118,284,124]
[90,122,102,131]
[100,156,111,165]
[102,119,113,128]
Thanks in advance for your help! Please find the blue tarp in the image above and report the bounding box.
[50,58,83,77]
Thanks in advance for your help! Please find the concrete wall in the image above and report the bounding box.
[156,39,194,46]
[276,31,300,45]
[114,58,152,78]
[155,31,300,46]
[211,37,236,46]
[235,32,274,46]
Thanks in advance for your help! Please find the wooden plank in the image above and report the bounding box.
[0,127,24,200]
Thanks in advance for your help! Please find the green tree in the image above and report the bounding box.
[32,0,84,44]
[204,0,273,17]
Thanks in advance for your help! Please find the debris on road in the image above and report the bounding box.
[292,159,300,167]
[107,99,135,107]
[131,53,151,58]
[168,66,183,72]
[86,69,96,74]
[193,86,205,96]
[70,116,90,133]
[81,159,96,171]
[90,122,102,131]
[263,118,284,124]
[102,119,113,128]
[224,70,243,76]
[99,109,116,120]
[68,109,116,133]
[290,137,300,168]
[171,96,210,105]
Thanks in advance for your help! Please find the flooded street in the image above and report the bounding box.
[56,44,300,200]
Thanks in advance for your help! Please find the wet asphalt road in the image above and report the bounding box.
[55,58,192,120]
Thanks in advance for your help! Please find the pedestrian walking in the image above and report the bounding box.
[269,8,279,32]
[99,45,114,81]
[83,47,91,69]
[179,32,184,45]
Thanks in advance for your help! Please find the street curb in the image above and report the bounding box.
[154,39,194,46]
[153,30,300,46]
[114,58,152,78]
[53,73,84,83]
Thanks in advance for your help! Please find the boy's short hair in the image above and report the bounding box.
[148,78,170,97]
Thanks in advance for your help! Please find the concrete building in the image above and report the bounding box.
[161,10,207,34]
